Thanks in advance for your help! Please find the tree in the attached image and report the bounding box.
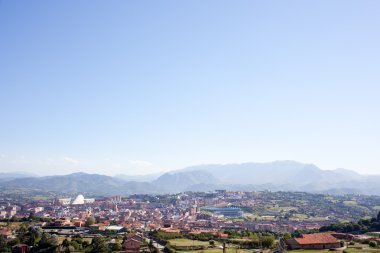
[89,237,110,253]
[86,216,96,227]
[62,238,70,248]
[7,238,20,247]
[377,211,380,220]
[369,241,377,248]
[17,224,28,243]
[209,240,215,247]
[261,235,275,249]
[72,234,84,244]
[28,226,42,247]
[28,211,36,220]
[38,232,59,251]
[0,236,11,252]
[111,243,122,251]
[10,215,20,222]
[251,233,260,244]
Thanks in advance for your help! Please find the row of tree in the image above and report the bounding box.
[151,229,276,251]
[320,211,380,233]
[0,224,134,253]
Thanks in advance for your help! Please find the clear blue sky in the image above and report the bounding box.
[1,1,379,176]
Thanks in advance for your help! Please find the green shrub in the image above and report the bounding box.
[369,240,377,248]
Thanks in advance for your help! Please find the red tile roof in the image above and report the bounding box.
[294,233,339,245]
[0,228,12,236]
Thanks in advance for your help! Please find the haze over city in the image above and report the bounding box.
[1,1,380,176]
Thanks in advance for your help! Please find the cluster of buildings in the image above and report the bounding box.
[0,191,345,236]
[0,205,17,219]
[0,191,380,253]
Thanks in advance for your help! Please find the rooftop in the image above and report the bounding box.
[295,233,339,245]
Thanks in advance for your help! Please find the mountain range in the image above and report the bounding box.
[0,161,379,196]
[0,172,38,182]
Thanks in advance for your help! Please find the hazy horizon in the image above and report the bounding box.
[1,1,379,176]
[0,160,378,177]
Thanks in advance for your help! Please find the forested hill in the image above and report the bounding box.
[320,212,380,233]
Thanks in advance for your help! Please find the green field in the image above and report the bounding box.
[289,214,309,221]
[288,244,380,253]
[168,239,210,247]
[345,249,380,253]
[170,239,265,253]
[288,214,328,221]
[345,244,380,253]
[31,196,50,201]
[344,201,358,206]
[289,250,335,253]
[178,249,260,253]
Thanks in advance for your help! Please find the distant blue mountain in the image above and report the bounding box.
[116,173,162,182]
[0,161,379,196]
[0,172,38,182]
[152,170,219,193]
[0,172,160,196]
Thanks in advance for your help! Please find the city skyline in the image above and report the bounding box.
[1,1,380,176]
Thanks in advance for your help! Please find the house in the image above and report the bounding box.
[0,228,12,239]
[89,223,108,231]
[286,233,340,250]
[122,238,141,252]
[54,217,71,227]
[12,244,30,253]
[219,233,229,239]
[0,210,7,218]
[74,220,84,227]
[127,233,143,242]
